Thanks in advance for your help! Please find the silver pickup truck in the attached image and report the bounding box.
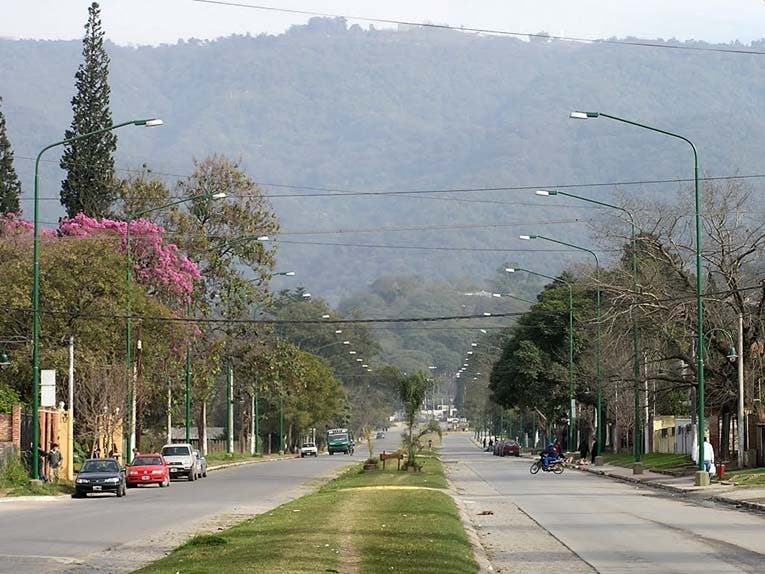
[161,443,199,481]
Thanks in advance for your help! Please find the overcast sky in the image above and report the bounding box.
[2,0,764,46]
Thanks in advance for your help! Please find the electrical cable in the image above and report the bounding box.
[190,0,765,56]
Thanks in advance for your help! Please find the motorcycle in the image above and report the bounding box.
[529,454,564,475]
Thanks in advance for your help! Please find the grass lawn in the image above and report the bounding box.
[721,467,765,486]
[204,452,262,466]
[135,456,476,574]
[602,452,694,472]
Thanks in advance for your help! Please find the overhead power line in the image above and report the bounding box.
[190,0,765,56]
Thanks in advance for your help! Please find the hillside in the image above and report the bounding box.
[1,18,764,300]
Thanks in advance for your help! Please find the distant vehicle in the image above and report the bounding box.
[326,428,353,455]
[375,431,385,439]
[161,443,198,481]
[193,449,208,478]
[127,454,170,488]
[73,458,126,498]
[300,443,318,457]
[500,441,521,457]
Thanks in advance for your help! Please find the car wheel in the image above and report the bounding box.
[329,451,334,455]
[515,453,521,457]
[301,453,305,458]
[126,482,136,488]
[116,485,125,498]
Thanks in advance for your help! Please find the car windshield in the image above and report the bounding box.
[329,434,348,441]
[132,457,163,466]
[162,446,191,456]
[81,460,119,473]
[302,443,315,448]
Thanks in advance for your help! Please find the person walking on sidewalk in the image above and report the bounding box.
[703,436,715,474]
[48,443,62,483]
[578,436,590,464]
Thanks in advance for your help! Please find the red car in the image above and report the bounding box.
[500,441,521,457]
[126,453,170,488]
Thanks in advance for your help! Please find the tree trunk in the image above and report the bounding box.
[721,410,731,460]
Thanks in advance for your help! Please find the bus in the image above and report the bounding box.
[326,428,353,455]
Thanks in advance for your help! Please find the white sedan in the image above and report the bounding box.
[300,443,318,457]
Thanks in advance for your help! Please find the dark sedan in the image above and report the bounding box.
[73,458,126,498]
[500,441,521,457]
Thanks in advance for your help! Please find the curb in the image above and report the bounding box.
[207,454,299,472]
[711,495,765,514]
[446,476,494,573]
[0,493,71,503]
[574,464,690,494]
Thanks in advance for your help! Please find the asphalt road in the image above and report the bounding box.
[0,430,400,574]
[445,433,765,574]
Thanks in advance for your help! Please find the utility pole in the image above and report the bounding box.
[166,381,172,444]
[738,312,745,468]
[67,336,74,481]
[227,360,234,454]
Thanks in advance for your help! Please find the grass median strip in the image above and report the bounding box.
[134,455,477,574]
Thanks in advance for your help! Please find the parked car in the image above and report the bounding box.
[73,458,126,498]
[300,443,318,457]
[375,431,385,439]
[193,449,208,478]
[127,454,170,488]
[500,441,521,457]
[492,440,504,456]
[160,443,198,481]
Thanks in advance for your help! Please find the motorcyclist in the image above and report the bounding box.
[540,442,559,468]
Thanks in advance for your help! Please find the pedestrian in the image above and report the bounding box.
[488,437,494,449]
[428,439,433,450]
[578,436,590,464]
[36,445,48,482]
[482,437,487,449]
[703,436,715,473]
[590,439,598,464]
[48,443,62,483]
[92,446,101,459]
[132,447,140,462]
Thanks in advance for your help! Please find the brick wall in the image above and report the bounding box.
[0,404,21,448]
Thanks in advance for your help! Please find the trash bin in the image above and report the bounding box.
[716,463,725,479]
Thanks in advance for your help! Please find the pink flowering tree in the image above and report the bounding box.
[59,213,201,304]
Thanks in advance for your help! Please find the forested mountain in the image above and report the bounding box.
[1,18,764,301]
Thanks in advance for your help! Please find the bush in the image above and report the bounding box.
[0,456,30,488]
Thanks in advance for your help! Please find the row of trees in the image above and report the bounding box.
[478,182,765,459]
[0,2,403,459]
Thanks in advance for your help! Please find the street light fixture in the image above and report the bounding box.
[31,117,162,480]
[521,233,603,456]
[535,189,643,470]
[273,270,296,277]
[570,110,705,484]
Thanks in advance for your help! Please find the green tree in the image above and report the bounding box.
[0,97,21,215]
[60,1,117,218]
[398,371,434,467]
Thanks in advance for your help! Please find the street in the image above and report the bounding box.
[445,433,765,574]
[0,431,399,574]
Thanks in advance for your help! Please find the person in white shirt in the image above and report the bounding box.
[703,437,715,473]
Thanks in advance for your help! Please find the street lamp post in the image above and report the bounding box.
[536,189,643,470]
[520,234,602,457]
[506,267,574,452]
[570,111,706,485]
[32,118,162,480]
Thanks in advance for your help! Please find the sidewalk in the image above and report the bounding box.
[573,459,765,513]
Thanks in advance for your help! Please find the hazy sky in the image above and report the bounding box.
[1,0,764,46]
